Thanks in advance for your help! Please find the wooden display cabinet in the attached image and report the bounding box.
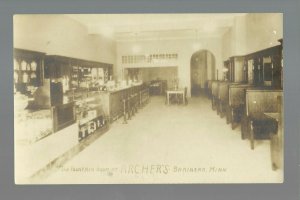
[45,55,113,92]
[14,48,45,95]
[244,45,282,88]
[223,60,230,81]
[228,56,246,83]
[44,55,71,79]
[278,39,283,89]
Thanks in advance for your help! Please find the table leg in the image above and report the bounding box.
[167,93,170,105]
[183,93,185,105]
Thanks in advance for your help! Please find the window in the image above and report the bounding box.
[121,53,178,64]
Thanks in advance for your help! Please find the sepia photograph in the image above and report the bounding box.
[13,13,283,184]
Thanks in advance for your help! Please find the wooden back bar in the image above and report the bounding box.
[14,48,46,94]
[246,89,283,120]
[244,45,282,88]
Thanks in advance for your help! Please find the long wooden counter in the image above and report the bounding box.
[98,84,148,122]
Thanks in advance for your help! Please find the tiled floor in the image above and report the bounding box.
[40,96,282,183]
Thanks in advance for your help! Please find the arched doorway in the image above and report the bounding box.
[190,50,216,96]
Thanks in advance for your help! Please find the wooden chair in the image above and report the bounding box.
[175,87,188,105]
[184,87,188,105]
[165,91,178,105]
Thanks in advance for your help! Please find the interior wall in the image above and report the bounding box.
[136,67,177,87]
[222,28,233,61]
[116,37,223,96]
[207,53,213,80]
[13,15,116,65]
[244,13,283,53]
[222,13,283,61]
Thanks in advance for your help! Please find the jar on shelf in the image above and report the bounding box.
[31,61,37,71]
[26,62,31,71]
[22,72,29,83]
[30,72,37,79]
[21,60,27,71]
[97,119,101,128]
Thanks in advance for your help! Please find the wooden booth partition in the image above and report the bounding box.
[217,82,230,118]
[243,89,283,150]
[211,80,220,110]
[227,84,254,130]
[206,80,213,97]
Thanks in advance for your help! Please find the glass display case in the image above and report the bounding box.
[75,91,108,141]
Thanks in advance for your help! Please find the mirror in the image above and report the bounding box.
[247,59,254,84]
[263,57,272,86]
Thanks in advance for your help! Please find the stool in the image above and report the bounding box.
[127,97,132,120]
[139,91,143,108]
[130,94,136,116]
[122,98,128,124]
[134,93,139,113]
